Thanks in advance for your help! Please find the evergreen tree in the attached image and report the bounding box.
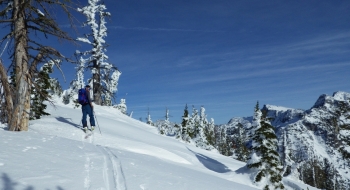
[174,123,182,139]
[76,0,121,106]
[235,123,250,161]
[155,108,169,135]
[204,118,216,147]
[217,126,231,156]
[30,61,55,120]
[187,106,199,139]
[48,77,63,97]
[146,108,153,126]
[115,99,127,114]
[162,108,170,135]
[247,102,284,190]
[194,106,213,150]
[158,119,169,135]
[165,108,175,135]
[181,104,190,142]
[102,66,121,106]
[63,56,85,105]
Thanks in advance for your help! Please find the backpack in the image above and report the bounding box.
[78,88,89,105]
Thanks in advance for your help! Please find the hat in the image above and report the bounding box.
[85,85,91,88]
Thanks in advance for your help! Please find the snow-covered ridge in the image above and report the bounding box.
[225,91,350,189]
[262,104,304,127]
[227,116,252,126]
[312,91,350,109]
[333,91,350,101]
[264,104,293,112]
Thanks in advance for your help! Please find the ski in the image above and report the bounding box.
[84,132,93,139]
[84,128,94,139]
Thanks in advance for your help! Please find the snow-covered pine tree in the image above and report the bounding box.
[165,107,170,121]
[156,108,171,135]
[194,106,207,148]
[30,61,55,120]
[76,0,121,106]
[174,123,182,139]
[158,119,169,135]
[63,55,85,105]
[115,98,127,114]
[193,106,214,150]
[48,78,63,97]
[204,118,216,147]
[187,106,199,139]
[102,68,121,106]
[146,108,153,126]
[246,102,284,190]
[181,104,190,142]
[216,125,230,156]
[235,123,250,162]
[164,108,175,135]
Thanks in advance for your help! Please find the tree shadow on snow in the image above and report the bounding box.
[187,148,231,173]
[234,165,250,174]
[2,173,18,190]
[1,173,65,190]
[55,117,81,129]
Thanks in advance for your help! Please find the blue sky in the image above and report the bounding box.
[1,0,350,124]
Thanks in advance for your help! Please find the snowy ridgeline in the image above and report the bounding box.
[223,91,350,189]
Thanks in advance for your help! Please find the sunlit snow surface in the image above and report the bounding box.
[0,97,318,190]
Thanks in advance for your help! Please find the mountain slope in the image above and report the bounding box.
[0,97,252,190]
[0,96,319,189]
[226,91,350,190]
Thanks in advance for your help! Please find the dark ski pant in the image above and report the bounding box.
[82,104,95,127]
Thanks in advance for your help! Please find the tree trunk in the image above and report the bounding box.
[92,59,102,105]
[8,0,31,131]
[0,61,13,123]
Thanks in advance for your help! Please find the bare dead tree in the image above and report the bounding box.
[0,0,76,131]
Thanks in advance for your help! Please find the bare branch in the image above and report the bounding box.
[0,19,13,23]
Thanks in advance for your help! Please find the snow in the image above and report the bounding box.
[343,145,350,153]
[264,104,291,112]
[332,91,350,101]
[77,37,92,44]
[0,97,318,190]
[36,9,45,16]
[310,131,331,160]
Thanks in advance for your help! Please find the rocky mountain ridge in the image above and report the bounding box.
[226,91,350,189]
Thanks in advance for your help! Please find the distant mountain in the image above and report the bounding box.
[225,91,350,190]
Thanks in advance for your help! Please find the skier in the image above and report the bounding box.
[81,85,95,132]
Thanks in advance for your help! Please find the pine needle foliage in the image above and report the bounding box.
[30,63,53,120]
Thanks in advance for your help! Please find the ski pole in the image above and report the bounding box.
[94,111,102,135]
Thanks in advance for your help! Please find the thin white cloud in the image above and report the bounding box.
[109,26,224,33]
[169,31,350,85]
[185,62,350,85]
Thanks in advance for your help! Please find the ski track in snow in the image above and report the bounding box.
[97,145,127,190]
[80,128,127,190]
[84,155,91,189]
